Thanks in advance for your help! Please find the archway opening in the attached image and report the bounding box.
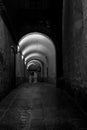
[18,32,56,84]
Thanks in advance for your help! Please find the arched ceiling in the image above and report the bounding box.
[27,62,41,72]
[27,59,42,69]
[27,59,44,76]
[19,32,55,50]
[22,44,48,56]
[27,62,36,69]
[19,33,55,58]
[18,32,56,78]
[25,53,47,65]
[18,32,55,62]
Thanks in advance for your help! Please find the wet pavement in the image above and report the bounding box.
[0,82,87,130]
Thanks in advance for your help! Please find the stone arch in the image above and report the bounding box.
[18,32,56,81]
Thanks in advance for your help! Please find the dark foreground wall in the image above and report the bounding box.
[63,0,83,85]
[0,15,15,100]
[62,0,87,113]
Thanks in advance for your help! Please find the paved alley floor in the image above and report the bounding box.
[0,83,87,130]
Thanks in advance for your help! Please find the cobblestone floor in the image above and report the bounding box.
[0,82,87,130]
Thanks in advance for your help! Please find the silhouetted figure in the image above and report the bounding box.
[29,72,34,83]
[34,72,37,83]
[29,75,32,83]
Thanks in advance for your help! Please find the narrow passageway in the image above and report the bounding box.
[0,83,86,130]
[1,0,87,129]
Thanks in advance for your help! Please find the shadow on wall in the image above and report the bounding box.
[0,49,11,100]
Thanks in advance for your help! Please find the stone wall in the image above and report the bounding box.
[62,0,87,113]
[63,0,84,86]
[16,52,25,85]
[0,15,15,100]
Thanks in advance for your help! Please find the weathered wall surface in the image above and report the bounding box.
[62,0,87,113]
[16,52,24,77]
[63,0,85,86]
[16,52,25,85]
[0,15,15,99]
[81,0,87,86]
